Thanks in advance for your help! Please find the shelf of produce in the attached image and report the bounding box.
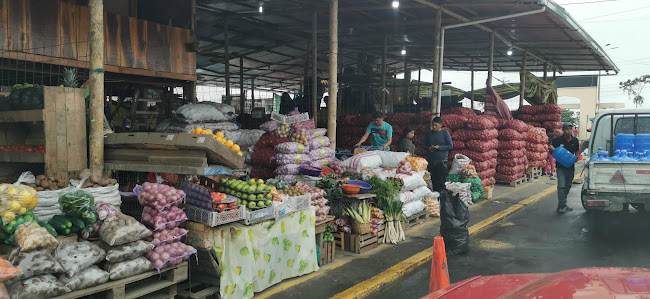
[0,109,44,122]
[0,151,45,163]
[53,261,188,299]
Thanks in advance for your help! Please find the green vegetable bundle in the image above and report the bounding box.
[471,190,482,202]
[462,177,482,193]
[446,174,462,182]
[368,176,399,202]
[315,174,343,198]
[59,190,97,224]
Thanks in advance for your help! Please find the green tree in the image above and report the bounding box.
[619,75,650,108]
[561,109,578,125]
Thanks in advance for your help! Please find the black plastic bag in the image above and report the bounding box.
[439,190,469,255]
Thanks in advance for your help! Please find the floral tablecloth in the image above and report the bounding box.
[214,207,319,298]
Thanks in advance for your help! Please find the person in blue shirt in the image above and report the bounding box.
[355,111,393,151]
[422,117,453,191]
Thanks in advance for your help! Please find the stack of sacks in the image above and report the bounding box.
[496,120,529,182]
[138,183,196,271]
[308,135,336,168]
[451,115,499,187]
[157,103,238,133]
[337,114,376,149]
[99,211,155,279]
[273,143,312,184]
[250,132,291,180]
[517,104,563,137]
[525,127,550,168]
[300,185,330,222]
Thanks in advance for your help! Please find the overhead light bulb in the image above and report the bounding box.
[392,1,400,8]
[507,48,513,56]
[259,2,263,13]
[401,49,406,55]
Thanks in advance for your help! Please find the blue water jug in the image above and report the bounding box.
[641,150,650,162]
[636,134,650,153]
[553,146,578,168]
[596,147,610,161]
[616,133,635,152]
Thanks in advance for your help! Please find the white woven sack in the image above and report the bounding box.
[376,151,410,168]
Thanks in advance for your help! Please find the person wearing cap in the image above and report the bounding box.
[422,117,453,192]
[549,122,580,214]
[355,111,393,151]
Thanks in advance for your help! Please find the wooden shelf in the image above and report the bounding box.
[0,152,45,163]
[0,109,44,122]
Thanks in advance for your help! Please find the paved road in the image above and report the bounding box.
[368,183,650,298]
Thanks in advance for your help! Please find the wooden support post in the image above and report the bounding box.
[403,61,408,104]
[519,52,527,109]
[553,69,557,79]
[417,66,422,103]
[251,77,255,110]
[312,10,318,123]
[470,58,474,110]
[431,7,442,115]
[240,56,245,114]
[327,0,338,149]
[381,36,387,113]
[89,0,104,181]
[487,31,494,87]
[543,62,548,81]
[224,17,230,104]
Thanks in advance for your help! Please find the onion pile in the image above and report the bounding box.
[291,129,310,145]
[138,183,185,211]
[150,228,188,247]
[146,242,196,270]
[276,124,291,138]
[142,206,187,231]
[328,161,346,177]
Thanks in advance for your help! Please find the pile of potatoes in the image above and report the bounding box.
[22,169,117,191]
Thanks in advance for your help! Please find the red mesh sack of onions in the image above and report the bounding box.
[385,113,413,127]
[499,149,525,159]
[462,149,498,162]
[451,130,472,141]
[339,115,356,127]
[356,114,374,126]
[526,143,548,153]
[142,206,188,231]
[251,147,278,168]
[482,177,496,187]
[250,167,274,180]
[501,120,529,133]
[138,183,185,211]
[293,119,316,130]
[498,157,525,167]
[466,139,498,152]
[275,142,310,154]
[466,116,497,130]
[526,150,547,161]
[495,173,524,182]
[498,129,523,141]
[328,161,346,177]
[475,129,499,141]
[146,242,196,270]
[478,169,496,179]
[541,104,562,114]
[518,105,538,114]
[473,159,493,171]
[525,132,547,144]
[497,140,525,149]
[518,114,534,122]
[418,111,435,123]
[497,164,526,176]
[441,107,476,117]
[543,121,562,130]
[148,228,188,247]
[453,140,466,150]
[257,132,291,149]
[533,113,561,122]
[529,160,547,168]
[526,121,542,128]
[442,115,467,130]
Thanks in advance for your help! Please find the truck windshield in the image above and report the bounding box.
[592,114,650,155]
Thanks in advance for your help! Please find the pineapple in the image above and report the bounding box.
[62,67,78,87]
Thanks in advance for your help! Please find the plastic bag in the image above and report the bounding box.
[141,206,187,231]
[58,178,97,225]
[0,172,38,224]
[175,103,229,123]
[275,142,310,154]
[450,154,471,175]
[146,242,197,270]
[54,241,106,278]
[137,183,185,211]
[405,156,428,172]
[59,265,109,291]
[439,190,469,255]
[14,222,57,252]
[106,240,154,264]
[426,197,440,217]
[8,250,63,280]
[308,147,335,160]
[149,228,187,247]
[7,274,69,299]
[308,128,327,138]
[310,159,329,167]
[100,211,152,246]
[95,202,118,221]
[274,154,311,166]
[274,164,301,175]
[260,120,281,132]
[104,257,153,280]
[308,137,331,149]
[402,200,426,217]
[376,151,410,168]
[0,259,20,282]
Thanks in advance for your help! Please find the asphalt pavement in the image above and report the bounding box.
[368,182,650,299]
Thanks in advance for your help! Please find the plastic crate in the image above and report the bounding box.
[271,112,309,125]
[243,206,275,225]
[273,201,292,219]
[184,204,244,227]
[291,194,311,212]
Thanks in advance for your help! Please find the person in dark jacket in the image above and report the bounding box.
[549,122,580,214]
[397,125,416,155]
[422,117,453,192]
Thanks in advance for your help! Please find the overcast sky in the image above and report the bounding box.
[413,0,650,110]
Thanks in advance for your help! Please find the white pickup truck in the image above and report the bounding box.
[582,109,650,213]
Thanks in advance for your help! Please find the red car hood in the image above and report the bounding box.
[424,268,650,299]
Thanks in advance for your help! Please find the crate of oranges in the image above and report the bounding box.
[190,127,243,157]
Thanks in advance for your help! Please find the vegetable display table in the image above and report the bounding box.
[329,193,376,218]
[213,207,319,299]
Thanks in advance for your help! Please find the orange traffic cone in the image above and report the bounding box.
[429,236,450,293]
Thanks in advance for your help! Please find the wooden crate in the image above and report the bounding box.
[333,231,345,251]
[319,241,336,266]
[345,231,378,254]
[183,221,218,250]
[483,187,494,200]
[404,210,429,229]
[53,262,188,299]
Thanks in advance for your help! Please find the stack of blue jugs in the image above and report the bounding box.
[595,147,610,161]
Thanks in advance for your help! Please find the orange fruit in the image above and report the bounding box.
[224,140,234,148]
[231,144,241,152]
[216,131,225,138]
[202,129,213,135]
[237,151,243,156]
[194,127,203,134]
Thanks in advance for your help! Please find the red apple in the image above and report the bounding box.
[217,203,227,210]
[219,211,225,214]
[227,202,237,209]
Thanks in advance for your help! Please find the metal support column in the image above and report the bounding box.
[224,17,230,103]
[431,7,442,115]
[487,31,494,87]
[519,52,527,108]
[240,56,245,114]
[470,58,474,110]
[381,36,387,112]
[312,9,318,123]
[327,0,338,149]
